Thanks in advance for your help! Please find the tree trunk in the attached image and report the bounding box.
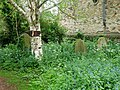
[8,0,50,59]
[102,0,107,34]
[28,1,43,59]
[30,23,42,59]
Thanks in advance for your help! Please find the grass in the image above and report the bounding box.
[0,70,30,90]
[0,40,120,90]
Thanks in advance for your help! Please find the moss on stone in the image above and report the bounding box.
[97,37,107,49]
[21,33,31,49]
[75,39,87,54]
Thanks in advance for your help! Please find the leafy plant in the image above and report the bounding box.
[40,11,67,43]
[27,40,120,89]
[0,44,39,71]
[0,40,120,90]
[0,1,29,46]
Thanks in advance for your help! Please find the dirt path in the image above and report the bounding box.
[0,77,17,90]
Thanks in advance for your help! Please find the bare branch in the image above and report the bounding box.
[37,0,49,9]
[58,7,76,20]
[42,1,62,12]
[43,1,76,20]
[27,0,32,9]
[8,0,27,17]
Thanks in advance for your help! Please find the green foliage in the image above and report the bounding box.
[0,3,66,46]
[0,40,120,89]
[40,11,67,43]
[0,44,39,71]
[27,40,119,90]
[75,32,84,39]
[0,1,29,46]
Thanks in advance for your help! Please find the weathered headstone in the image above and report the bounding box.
[21,33,31,49]
[97,37,107,49]
[75,39,87,54]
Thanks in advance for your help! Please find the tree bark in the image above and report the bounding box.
[30,23,42,59]
[28,1,42,59]
[9,0,43,59]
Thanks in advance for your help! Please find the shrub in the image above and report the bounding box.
[0,2,29,46]
[0,44,39,71]
[40,12,67,43]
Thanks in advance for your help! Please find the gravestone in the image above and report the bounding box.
[21,33,31,49]
[97,37,107,49]
[75,39,87,54]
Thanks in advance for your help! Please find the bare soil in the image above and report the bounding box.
[0,77,17,90]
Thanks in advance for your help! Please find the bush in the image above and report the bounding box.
[0,2,29,46]
[0,44,39,71]
[40,11,67,43]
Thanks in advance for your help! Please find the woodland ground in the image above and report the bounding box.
[0,77,17,90]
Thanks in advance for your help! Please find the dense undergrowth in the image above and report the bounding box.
[0,40,120,90]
